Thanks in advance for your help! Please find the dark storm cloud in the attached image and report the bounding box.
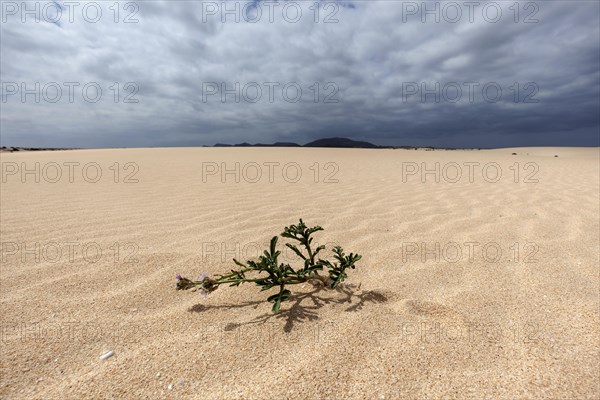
[0,0,598,148]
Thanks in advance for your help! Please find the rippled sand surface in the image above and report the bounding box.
[1,147,598,399]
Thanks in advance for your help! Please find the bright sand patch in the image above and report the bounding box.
[1,147,598,399]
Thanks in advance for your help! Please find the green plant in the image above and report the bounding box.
[176,219,362,313]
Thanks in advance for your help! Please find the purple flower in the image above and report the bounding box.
[196,272,211,298]
[176,274,182,280]
[199,287,208,299]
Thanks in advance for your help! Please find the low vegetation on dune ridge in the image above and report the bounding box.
[176,219,362,313]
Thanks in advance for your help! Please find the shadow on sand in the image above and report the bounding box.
[188,283,389,333]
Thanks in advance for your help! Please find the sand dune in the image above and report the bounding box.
[1,147,598,399]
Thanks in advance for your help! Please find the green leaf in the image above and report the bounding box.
[286,243,306,260]
[269,236,278,255]
[313,245,325,256]
[233,259,246,267]
[272,299,282,313]
[267,288,291,313]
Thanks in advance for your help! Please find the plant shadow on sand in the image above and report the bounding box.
[188,283,389,333]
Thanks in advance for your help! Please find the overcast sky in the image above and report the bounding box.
[1,0,599,148]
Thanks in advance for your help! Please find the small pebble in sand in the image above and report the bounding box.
[168,384,173,390]
[99,351,114,361]
[156,372,161,378]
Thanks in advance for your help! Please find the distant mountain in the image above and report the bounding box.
[213,137,377,148]
[0,146,76,152]
[303,137,378,148]
[255,142,302,147]
[214,141,300,147]
[211,137,469,149]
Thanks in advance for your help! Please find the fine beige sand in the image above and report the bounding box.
[1,147,598,399]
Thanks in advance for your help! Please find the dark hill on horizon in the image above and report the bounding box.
[214,141,301,147]
[304,137,378,148]
[214,137,378,148]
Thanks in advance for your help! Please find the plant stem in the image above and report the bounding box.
[212,277,266,285]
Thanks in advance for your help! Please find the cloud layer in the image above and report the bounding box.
[1,0,599,147]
